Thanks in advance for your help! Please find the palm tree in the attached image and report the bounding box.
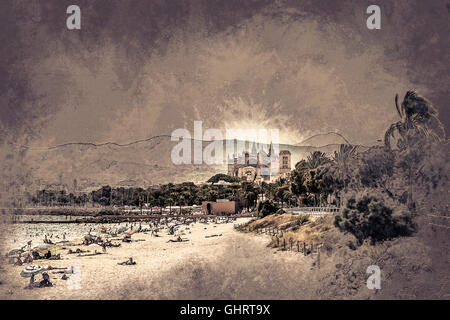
[384,91,446,211]
[167,194,176,215]
[306,151,330,169]
[289,152,330,206]
[178,195,185,214]
[330,144,358,201]
[384,91,445,150]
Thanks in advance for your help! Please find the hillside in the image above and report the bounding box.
[239,214,449,299]
[296,132,351,147]
[17,134,360,192]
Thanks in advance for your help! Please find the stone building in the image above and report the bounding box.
[227,142,291,182]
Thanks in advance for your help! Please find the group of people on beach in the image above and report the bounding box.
[7,215,239,290]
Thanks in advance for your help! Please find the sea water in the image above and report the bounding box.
[0,215,151,253]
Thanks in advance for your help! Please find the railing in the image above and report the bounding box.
[284,206,340,216]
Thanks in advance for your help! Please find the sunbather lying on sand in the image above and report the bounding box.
[118,257,136,265]
[68,248,88,254]
[167,236,189,243]
[205,234,223,238]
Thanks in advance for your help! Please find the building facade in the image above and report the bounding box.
[227,142,291,182]
[202,200,239,215]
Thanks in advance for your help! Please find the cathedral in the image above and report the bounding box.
[227,142,291,183]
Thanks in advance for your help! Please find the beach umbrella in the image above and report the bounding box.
[20,265,48,278]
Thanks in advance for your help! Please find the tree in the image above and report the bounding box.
[384,91,446,211]
[178,195,185,214]
[207,174,241,184]
[290,160,308,201]
[290,152,331,206]
[239,182,257,211]
[331,144,357,192]
[356,147,394,195]
[334,190,416,245]
[384,91,445,150]
[306,151,330,169]
[257,200,279,217]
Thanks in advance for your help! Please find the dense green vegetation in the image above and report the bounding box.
[334,191,416,244]
[207,173,242,184]
[289,91,447,243]
[30,180,262,213]
[257,200,280,218]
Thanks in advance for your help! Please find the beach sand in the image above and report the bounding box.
[0,218,317,300]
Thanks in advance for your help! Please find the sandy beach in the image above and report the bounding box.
[0,218,318,300]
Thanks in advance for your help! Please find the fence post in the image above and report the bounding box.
[303,242,306,256]
[317,245,321,269]
[297,241,300,253]
[276,235,279,247]
[283,238,286,250]
[289,238,293,251]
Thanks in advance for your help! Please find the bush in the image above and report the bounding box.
[257,200,279,218]
[334,191,416,245]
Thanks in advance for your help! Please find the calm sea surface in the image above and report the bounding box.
[0,215,152,253]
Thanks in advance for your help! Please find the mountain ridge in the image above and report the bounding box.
[15,132,369,192]
[21,131,355,151]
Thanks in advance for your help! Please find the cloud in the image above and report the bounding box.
[2,0,447,149]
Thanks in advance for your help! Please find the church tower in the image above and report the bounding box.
[279,150,291,174]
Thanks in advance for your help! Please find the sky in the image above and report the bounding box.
[1,0,449,147]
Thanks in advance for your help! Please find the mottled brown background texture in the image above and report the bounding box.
[0,0,449,301]
[1,0,449,148]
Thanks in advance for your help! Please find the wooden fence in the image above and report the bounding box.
[234,223,323,268]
